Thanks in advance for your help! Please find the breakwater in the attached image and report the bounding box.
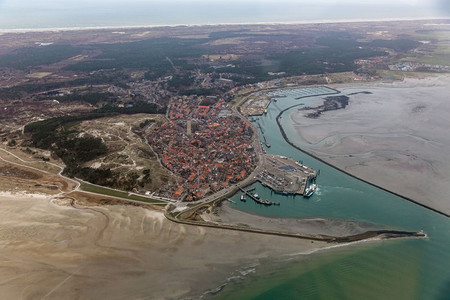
[164,208,426,243]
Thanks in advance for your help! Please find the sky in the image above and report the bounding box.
[0,0,443,6]
[0,0,448,30]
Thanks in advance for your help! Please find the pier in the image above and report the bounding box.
[239,187,280,206]
[263,135,271,148]
[257,122,264,134]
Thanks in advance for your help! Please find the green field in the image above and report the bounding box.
[80,183,165,205]
[408,30,450,66]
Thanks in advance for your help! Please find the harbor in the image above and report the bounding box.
[239,92,272,116]
[267,86,337,99]
[224,85,448,299]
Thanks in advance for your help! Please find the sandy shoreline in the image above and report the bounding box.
[0,193,327,299]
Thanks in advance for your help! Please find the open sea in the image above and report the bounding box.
[0,2,443,31]
[213,86,450,299]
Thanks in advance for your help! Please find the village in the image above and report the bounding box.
[147,95,257,201]
[145,88,320,202]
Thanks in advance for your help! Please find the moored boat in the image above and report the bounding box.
[304,184,317,198]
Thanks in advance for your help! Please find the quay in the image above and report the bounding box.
[239,187,280,206]
[240,95,272,117]
[256,154,317,196]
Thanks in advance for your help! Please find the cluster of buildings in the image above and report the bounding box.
[388,62,450,72]
[356,58,450,74]
[147,95,256,201]
[355,57,387,69]
[107,80,173,106]
[127,80,172,103]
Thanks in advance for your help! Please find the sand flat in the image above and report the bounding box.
[0,194,325,299]
[288,75,450,214]
[206,204,385,237]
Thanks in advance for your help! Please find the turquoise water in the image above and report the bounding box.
[216,87,450,299]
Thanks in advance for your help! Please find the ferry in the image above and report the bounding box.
[240,194,247,202]
[303,184,317,198]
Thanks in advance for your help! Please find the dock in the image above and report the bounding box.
[257,122,264,134]
[239,187,280,206]
[263,135,271,148]
[257,154,317,196]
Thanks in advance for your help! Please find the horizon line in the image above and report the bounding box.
[1,17,449,34]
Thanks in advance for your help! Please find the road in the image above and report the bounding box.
[0,147,80,190]
[0,147,169,205]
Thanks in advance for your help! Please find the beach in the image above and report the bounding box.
[0,17,442,34]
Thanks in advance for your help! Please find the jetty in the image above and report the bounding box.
[257,122,264,134]
[239,187,280,206]
[263,135,271,148]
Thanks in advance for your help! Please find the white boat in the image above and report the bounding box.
[304,184,317,198]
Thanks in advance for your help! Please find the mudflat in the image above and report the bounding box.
[288,74,450,215]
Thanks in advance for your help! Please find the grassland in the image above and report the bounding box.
[80,182,165,204]
[405,30,450,66]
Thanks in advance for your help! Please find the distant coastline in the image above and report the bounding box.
[0,17,447,34]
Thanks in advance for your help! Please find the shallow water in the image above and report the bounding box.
[215,86,450,299]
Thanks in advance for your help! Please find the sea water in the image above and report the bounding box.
[0,2,438,31]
